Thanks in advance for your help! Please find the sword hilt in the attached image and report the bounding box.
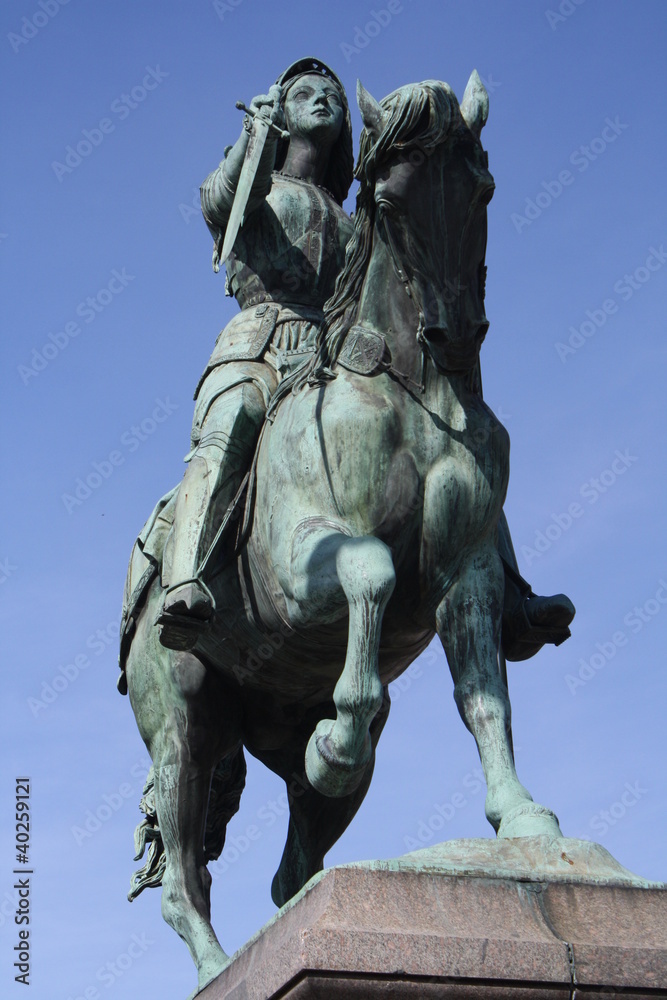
[235,101,289,141]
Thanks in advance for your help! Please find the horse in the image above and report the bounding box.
[121,72,562,992]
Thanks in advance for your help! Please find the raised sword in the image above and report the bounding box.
[219,102,290,264]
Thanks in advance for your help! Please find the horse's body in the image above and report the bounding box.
[123,75,561,991]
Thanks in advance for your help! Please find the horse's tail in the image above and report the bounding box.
[128,749,247,902]
[128,767,165,901]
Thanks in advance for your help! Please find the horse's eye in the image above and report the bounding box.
[375,197,398,217]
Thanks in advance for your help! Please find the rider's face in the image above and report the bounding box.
[283,75,344,144]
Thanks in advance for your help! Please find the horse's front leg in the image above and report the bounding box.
[287,528,395,798]
[436,543,562,838]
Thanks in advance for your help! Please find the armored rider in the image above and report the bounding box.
[157,58,355,649]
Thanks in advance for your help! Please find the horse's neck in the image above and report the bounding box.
[355,223,467,426]
[355,231,419,351]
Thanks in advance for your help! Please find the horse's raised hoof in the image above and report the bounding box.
[497,802,562,839]
[305,720,371,798]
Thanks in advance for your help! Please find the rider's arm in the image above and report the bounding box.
[200,86,284,238]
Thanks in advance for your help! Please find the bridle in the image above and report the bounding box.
[377,205,428,395]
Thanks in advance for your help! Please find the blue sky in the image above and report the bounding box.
[2,1,666,997]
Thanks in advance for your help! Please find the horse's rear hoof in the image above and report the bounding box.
[185,951,231,1000]
[497,802,562,839]
[305,721,370,798]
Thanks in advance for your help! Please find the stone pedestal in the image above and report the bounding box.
[198,839,666,999]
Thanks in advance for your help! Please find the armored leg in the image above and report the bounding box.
[159,362,276,649]
[498,512,575,661]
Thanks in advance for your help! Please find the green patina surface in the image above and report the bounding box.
[119,61,591,995]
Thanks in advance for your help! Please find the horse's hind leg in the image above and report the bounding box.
[267,692,390,907]
[154,751,227,988]
[436,544,562,838]
[127,617,242,989]
[289,531,395,798]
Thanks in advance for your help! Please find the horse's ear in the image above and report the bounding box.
[357,79,385,139]
[460,69,489,139]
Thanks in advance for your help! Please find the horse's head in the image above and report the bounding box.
[356,73,495,372]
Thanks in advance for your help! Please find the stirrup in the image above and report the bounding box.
[155,578,215,651]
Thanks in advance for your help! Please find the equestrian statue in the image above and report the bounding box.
[118,58,575,991]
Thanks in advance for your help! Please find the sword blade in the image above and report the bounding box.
[220,116,271,263]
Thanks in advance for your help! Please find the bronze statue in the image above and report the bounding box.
[119,62,575,993]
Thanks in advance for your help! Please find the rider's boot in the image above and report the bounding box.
[497,512,576,662]
[502,581,575,661]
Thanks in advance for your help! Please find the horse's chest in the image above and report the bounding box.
[310,380,404,516]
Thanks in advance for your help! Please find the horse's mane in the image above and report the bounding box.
[308,81,465,381]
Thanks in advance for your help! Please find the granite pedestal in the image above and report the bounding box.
[198,838,666,999]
